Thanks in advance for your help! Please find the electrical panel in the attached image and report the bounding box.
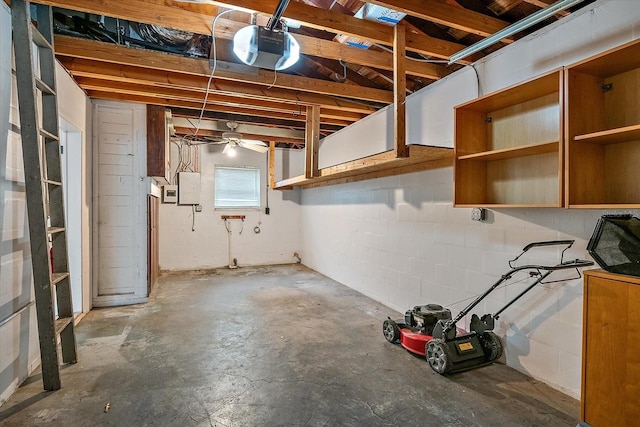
[162,185,177,203]
[178,172,201,205]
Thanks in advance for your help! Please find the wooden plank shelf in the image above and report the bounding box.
[574,124,640,145]
[274,145,453,189]
[457,141,558,161]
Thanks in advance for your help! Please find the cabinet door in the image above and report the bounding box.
[583,275,640,426]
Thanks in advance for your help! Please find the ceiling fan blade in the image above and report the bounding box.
[239,139,268,147]
[222,143,232,154]
[238,141,269,153]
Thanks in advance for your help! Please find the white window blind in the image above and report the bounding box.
[214,166,260,208]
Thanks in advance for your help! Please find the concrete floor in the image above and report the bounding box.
[0,264,579,426]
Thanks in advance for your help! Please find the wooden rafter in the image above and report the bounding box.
[85,90,354,126]
[32,0,475,62]
[57,58,375,116]
[365,0,512,41]
[53,36,393,104]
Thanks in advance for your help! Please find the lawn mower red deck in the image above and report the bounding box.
[383,240,594,375]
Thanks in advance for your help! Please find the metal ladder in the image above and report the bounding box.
[11,0,77,391]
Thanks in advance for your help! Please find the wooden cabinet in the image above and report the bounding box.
[566,39,640,208]
[581,269,640,427]
[454,69,563,207]
[147,104,172,184]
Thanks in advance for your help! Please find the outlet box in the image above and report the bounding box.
[178,172,200,205]
[162,185,178,203]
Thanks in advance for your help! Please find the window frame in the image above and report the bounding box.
[213,165,261,210]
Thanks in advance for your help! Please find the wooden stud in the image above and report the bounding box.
[269,141,276,189]
[394,23,408,158]
[305,105,320,179]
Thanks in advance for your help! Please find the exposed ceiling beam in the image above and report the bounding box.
[33,0,476,62]
[521,0,570,15]
[364,0,512,40]
[193,0,510,45]
[74,77,367,122]
[170,108,342,136]
[173,118,305,140]
[173,127,304,144]
[57,57,377,115]
[85,91,355,126]
[53,36,393,104]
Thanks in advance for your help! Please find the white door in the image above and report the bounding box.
[93,101,147,307]
[59,119,83,314]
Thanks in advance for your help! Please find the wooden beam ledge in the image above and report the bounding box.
[273,145,453,190]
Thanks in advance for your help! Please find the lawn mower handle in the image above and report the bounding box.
[439,257,594,337]
[521,240,574,252]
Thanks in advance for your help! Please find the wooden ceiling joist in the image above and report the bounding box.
[70,75,368,123]
[57,58,376,116]
[53,36,394,104]
[86,90,354,126]
[169,108,343,134]
[35,0,475,63]
[366,0,512,40]
[172,128,305,144]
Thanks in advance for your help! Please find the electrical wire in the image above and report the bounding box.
[267,69,278,89]
[372,42,482,97]
[190,9,234,138]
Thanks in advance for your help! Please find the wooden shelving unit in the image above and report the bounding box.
[566,39,640,208]
[454,69,564,207]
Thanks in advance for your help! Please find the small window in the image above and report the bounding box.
[214,166,260,209]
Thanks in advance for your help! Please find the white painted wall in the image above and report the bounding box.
[159,146,303,270]
[56,63,92,315]
[0,5,91,404]
[300,0,640,399]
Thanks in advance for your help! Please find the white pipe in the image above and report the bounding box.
[448,0,586,64]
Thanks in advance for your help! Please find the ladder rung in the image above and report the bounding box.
[54,317,73,336]
[40,128,59,141]
[48,227,66,235]
[51,272,69,285]
[44,179,62,186]
[30,25,53,50]
[35,77,56,95]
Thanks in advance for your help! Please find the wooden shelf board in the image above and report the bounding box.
[574,124,640,145]
[568,203,640,209]
[274,175,312,189]
[275,145,453,189]
[454,203,560,208]
[457,141,558,161]
[456,69,561,112]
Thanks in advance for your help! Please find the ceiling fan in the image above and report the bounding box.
[201,121,269,155]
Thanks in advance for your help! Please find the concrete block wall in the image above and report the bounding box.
[158,147,304,271]
[300,0,640,399]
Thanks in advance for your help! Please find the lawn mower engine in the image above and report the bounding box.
[404,304,451,335]
[383,304,452,356]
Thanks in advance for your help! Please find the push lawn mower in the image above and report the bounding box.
[383,240,594,374]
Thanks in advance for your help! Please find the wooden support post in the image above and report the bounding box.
[305,105,320,179]
[269,140,276,189]
[394,23,408,158]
